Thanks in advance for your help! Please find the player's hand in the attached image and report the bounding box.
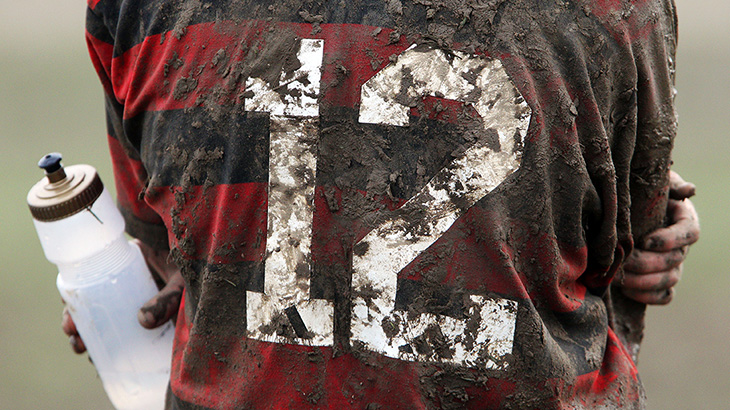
[61,240,183,354]
[134,239,184,329]
[620,171,700,305]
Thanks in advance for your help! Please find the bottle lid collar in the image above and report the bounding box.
[27,154,104,222]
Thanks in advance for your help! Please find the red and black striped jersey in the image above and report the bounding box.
[86,0,677,408]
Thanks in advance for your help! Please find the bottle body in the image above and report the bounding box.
[33,187,173,410]
[57,238,173,410]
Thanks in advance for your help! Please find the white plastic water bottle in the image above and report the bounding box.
[27,153,174,410]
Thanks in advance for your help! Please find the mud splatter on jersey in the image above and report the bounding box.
[86,0,677,408]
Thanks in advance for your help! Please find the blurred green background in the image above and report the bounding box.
[1,1,727,409]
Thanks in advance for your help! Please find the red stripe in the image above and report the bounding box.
[171,303,428,409]
[394,204,588,308]
[107,135,165,226]
[311,185,587,306]
[313,184,588,306]
[318,24,411,110]
[512,217,589,313]
[87,0,101,10]
[396,205,528,296]
[588,0,663,45]
[311,186,406,265]
[149,183,408,265]
[86,30,115,97]
[170,305,521,409]
[171,299,639,409]
[111,21,246,118]
[109,21,411,119]
[98,2,665,120]
[146,183,268,264]
[151,181,580,303]
[552,329,641,407]
[146,182,411,266]
[150,181,545,303]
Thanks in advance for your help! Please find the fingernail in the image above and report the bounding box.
[645,237,659,250]
[70,335,84,354]
[146,311,157,326]
[138,309,157,327]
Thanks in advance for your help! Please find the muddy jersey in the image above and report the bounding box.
[86,0,677,408]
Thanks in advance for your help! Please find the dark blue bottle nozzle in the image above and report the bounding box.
[39,153,66,183]
[39,153,63,172]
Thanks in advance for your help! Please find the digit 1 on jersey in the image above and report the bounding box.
[244,39,334,346]
[352,46,531,369]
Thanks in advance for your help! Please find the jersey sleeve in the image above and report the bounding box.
[628,0,678,241]
[609,0,679,358]
[86,3,170,251]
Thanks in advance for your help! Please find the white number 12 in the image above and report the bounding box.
[244,40,531,369]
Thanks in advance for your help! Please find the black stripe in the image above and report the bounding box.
[190,259,264,292]
[95,0,396,57]
[166,386,215,410]
[120,206,169,250]
[318,106,488,198]
[127,103,486,192]
[179,260,264,323]
[128,107,271,187]
[86,6,114,45]
[105,93,144,161]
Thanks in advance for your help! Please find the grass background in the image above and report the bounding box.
[1,1,727,409]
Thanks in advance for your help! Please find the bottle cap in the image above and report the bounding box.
[27,153,104,222]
